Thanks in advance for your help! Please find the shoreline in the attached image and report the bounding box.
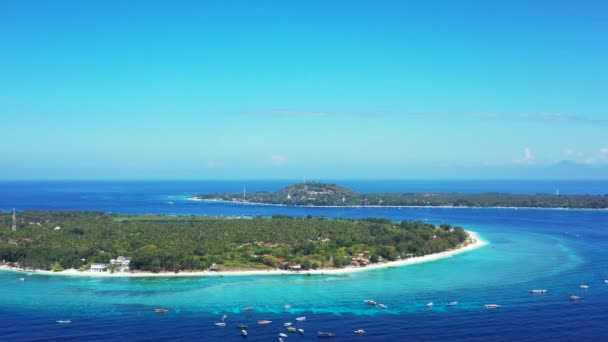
[1,231,486,278]
[187,197,608,211]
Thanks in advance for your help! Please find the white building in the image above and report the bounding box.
[110,256,131,272]
[90,263,107,272]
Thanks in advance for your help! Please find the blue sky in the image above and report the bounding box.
[1,0,607,179]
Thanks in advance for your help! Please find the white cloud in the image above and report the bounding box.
[513,147,535,164]
[207,160,217,168]
[270,155,287,164]
[564,149,574,156]
[600,147,608,154]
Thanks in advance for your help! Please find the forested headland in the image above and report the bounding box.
[0,211,469,273]
[191,182,608,209]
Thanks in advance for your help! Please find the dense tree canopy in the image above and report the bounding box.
[0,211,469,273]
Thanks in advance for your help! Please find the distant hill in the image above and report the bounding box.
[274,182,359,205]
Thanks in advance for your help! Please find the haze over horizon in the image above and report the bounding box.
[1,1,607,180]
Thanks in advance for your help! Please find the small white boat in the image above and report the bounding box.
[354,329,366,334]
[570,295,582,301]
[485,304,501,309]
[530,289,548,294]
[243,306,255,311]
[284,304,291,310]
[241,329,248,336]
[377,304,387,309]
[26,272,33,276]
[447,301,459,306]
[257,320,272,325]
[580,284,589,289]
[215,322,226,327]
[279,338,285,342]
[298,328,304,334]
[57,320,71,324]
[296,316,306,322]
[364,299,377,305]
[284,322,292,327]
[279,333,288,338]
[426,302,434,307]
[221,314,227,322]
[19,278,25,281]
[604,280,608,284]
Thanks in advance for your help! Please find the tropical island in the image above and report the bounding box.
[0,211,478,276]
[190,182,608,209]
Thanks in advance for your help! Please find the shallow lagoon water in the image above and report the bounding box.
[1,181,608,341]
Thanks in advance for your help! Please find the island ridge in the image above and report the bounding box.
[190,182,608,209]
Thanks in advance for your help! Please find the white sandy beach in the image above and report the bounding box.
[1,231,486,278]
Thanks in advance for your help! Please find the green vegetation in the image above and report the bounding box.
[0,211,469,273]
[192,182,608,209]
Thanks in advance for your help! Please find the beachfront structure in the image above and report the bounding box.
[89,263,108,272]
[109,256,131,272]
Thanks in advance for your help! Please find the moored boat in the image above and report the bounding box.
[236,323,248,329]
[284,322,292,327]
[241,329,248,336]
[485,304,501,309]
[364,300,377,305]
[279,333,288,338]
[604,280,608,284]
[243,306,255,311]
[426,302,434,307]
[257,320,272,325]
[215,322,226,327]
[317,332,336,337]
[287,326,296,332]
[298,328,304,334]
[580,284,589,289]
[354,329,366,334]
[296,316,306,322]
[447,301,459,306]
[56,320,71,324]
[154,308,168,313]
[530,289,548,294]
[377,303,387,309]
[570,295,582,301]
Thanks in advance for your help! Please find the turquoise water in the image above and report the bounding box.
[1,181,608,341]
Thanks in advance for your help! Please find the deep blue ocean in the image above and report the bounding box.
[1,180,608,342]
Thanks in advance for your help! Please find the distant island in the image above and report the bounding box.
[0,211,477,276]
[190,182,608,209]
